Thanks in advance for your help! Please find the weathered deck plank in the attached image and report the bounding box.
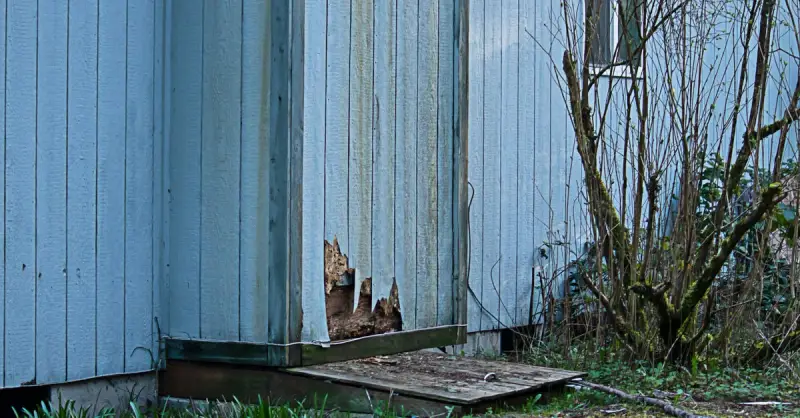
[160,350,585,416]
[285,351,584,404]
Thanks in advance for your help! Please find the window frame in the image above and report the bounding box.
[586,0,645,80]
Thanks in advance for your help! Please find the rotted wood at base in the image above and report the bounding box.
[164,325,466,368]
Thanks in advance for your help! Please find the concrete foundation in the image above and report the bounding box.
[49,371,158,416]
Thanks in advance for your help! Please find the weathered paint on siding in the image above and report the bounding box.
[300,0,462,337]
[0,0,163,387]
[467,0,799,333]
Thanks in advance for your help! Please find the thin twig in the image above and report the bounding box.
[572,380,711,418]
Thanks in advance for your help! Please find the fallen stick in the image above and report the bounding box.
[571,379,710,418]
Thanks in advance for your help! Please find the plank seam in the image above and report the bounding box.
[65,0,71,378]
[33,0,39,383]
[197,0,204,340]
[95,0,100,377]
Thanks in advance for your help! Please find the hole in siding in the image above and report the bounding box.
[324,238,402,341]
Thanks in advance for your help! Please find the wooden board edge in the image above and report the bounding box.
[164,326,463,368]
[164,337,290,367]
[454,0,470,331]
[300,325,464,366]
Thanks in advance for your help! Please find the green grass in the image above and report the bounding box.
[13,344,800,417]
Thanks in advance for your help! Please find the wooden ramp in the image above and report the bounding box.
[160,351,585,416]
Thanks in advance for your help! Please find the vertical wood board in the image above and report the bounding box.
[415,0,440,329]
[466,0,484,333]
[301,0,328,342]
[324,1,350,255]
[4,0,37,386]
[348,0,374,311]
[395,0,419,331]
[168,0,203,340]
[199,0,242,341]
[371,0,397,306]
[240,0,272,343]
[498,0,518,328]
[437,0,455,326]
[35,0,68,383]
[96,0,128,376]
[125,0,156,372]
[66,0,99,380]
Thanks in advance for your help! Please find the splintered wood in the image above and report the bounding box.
[324,238,402,340]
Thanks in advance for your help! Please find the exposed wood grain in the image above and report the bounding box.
[324,0,350,258]
[466,0,485,333]
[168,0,203,340]
[481,0,502,330]
[291,350,586,403]
[416,0,439,329]
[516,0,536,326]
[4,0,37,386]
[200,0,242,341]
[371,0,397,308]
[455,0,470,332]
[35,0,68,384]
[240,0,271,344]
[125,0,155,372]
[395,0,419,331]
[67,0,99,380]
[499,0,519,328]
[437,0,455,327]
[348,0,374,311]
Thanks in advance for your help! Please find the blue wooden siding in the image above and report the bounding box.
[0,0,163,388]
[467,0,799,333]
[300,0,462,338]
[467,0,579,332]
